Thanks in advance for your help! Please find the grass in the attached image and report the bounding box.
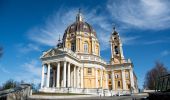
[33,92,89,96]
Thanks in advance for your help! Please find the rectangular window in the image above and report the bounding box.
[84,43,88,53]
[71,43,75,52]
[87,68,92,75]
[109,74,111,79]
[126,73,129,78]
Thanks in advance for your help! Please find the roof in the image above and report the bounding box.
[63,10,97,40]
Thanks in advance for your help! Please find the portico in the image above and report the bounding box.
[40,61,83,89]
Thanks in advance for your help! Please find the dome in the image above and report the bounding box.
[61,9,100,56]
[63,10,97,40]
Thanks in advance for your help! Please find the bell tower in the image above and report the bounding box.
[110,27,124,64]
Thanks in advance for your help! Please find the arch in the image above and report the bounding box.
[115,46,119,54]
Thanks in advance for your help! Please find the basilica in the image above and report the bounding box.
[39,10,138,95]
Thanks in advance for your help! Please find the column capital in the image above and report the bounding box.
[47,63,51,66]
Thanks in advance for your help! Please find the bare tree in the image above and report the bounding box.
[144,61,169,89]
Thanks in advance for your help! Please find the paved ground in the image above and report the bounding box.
[29,94,148,100]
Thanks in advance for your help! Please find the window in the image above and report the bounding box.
[109,81,112,84]
[109,74,111,79]
[83,25,88,29]
[71,26,74,29]
[115,46,119,54]
[87,68,92,75]
[128,84,130,89]
[71,43,75,52]
[84,32,88,36]
[115,74,119,79]
[71,33,74,37]
[84,42,88,53]
[118,81,121,88]
[126,73,129,78]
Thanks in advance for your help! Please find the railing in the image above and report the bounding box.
[60,48,107,64]
[121,58,131,63]
[60,48,79,59]
[78,54,107,64]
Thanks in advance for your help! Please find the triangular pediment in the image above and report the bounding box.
[41,48,64,58]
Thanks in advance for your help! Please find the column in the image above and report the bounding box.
[105,72,108,89]
[81,67,84,88]
[76,38,78,52]
[92,40,94,54]
[99,46,100,56]
[41,64,45,88]
[79,38,81,51]
[120,43,124,59]
[100,69,103,88]
[96,68,98,88]
[77,67,80,88]
[74,65,76,88]
[130,69,134,88]
[111,43,113,58]
[63,61,67,87]
[122,69,126,90]
[112,71,115,90]
[67,62,71,87]
[71,68,74,87]
[57,62,60,88]
[53,69,55,87]
[46,63,51,87]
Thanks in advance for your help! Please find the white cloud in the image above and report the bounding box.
[27,8,77,47]
[27,7,137,51]
[143,40,167,45]
[0,65,10,74]
[121,36,140,45]
[15,60,41,84]
[107,0,170,30]
[161,50,170,57]
[16,43,41,54]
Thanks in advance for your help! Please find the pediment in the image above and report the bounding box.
[41,48,64,58]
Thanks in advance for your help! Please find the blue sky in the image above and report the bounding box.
[0,0,170,89]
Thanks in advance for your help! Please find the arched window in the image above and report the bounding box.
[84,42,88,53]
[115,46,119,54]
[71,43,75,52]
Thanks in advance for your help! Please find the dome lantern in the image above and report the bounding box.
[76,8,83,22]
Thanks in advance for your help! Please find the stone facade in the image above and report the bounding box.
[39,10,138,96]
